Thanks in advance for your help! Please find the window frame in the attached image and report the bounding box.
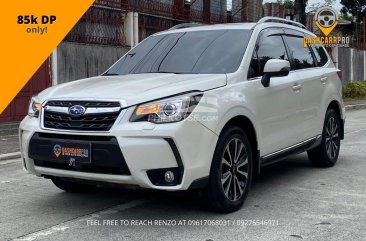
[282,28,318,71]
[307,42,330,67]
[247,27,290,80]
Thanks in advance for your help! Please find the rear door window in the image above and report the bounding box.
[283,33,316,70]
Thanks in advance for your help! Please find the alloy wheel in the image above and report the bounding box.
[221,138,249,201]
[325,116,340,159]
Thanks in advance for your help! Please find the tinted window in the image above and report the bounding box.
[105,30,252,75]
[312,46,329,66]
[284,35,315,70]
[248,35,289,78]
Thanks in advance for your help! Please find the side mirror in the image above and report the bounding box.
[261,59,291,87]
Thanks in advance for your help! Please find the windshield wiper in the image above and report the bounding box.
[102,72,120,76]
[103,71,198,76]
[145,71,198,74]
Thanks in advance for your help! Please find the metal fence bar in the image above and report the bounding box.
[64,5,125,46]
[64,0,263,46]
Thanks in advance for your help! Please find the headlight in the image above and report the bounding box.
[130,93,203,123]
[28,96,42,118]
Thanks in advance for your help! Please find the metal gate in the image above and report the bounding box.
[0,59,51,123]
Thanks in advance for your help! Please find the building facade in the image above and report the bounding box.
[263,2,285,18]
[231,0,263,23]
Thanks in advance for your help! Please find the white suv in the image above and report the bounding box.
[20,17,345,212]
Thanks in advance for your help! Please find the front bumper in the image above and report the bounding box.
[19,107,218,190]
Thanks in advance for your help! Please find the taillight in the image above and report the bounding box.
[337,70,342,79]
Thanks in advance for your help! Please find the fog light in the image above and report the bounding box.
[146,167,181,186]
[164,171,175,183]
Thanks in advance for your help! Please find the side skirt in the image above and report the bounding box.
[260,135,322,167]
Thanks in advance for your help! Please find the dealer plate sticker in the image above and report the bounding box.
[52,143,91,163]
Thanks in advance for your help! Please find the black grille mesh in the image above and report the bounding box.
[43,101,121,131]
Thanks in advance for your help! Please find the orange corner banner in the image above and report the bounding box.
[0,0,95,114]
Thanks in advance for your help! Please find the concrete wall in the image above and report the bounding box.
[56,42,130,84]
[334,47,366,84]
[353,50,365,81]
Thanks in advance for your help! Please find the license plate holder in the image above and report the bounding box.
[51,142,91,164]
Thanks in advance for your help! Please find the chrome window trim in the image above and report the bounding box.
[247,64,331,81]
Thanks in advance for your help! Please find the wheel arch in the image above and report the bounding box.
[220,115,260,174]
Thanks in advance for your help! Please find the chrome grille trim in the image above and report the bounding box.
[46,100,121,108]
[44,106,121,114]
[40,99,127,133]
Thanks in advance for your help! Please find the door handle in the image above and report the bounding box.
[292,83,302,92]
[320,77,328,84]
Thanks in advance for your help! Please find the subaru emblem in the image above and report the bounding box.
[69,105,86,116]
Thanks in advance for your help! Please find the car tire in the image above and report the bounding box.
[307,109,341,167]
[206,126,253,213]
[51,177,96,192]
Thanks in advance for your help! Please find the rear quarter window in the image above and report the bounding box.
[312,45,329,66]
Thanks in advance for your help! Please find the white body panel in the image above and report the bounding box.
[20,21,345,190]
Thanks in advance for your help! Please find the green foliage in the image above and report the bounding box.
[284,0,294,10]
[307,0,336,14]
[339,12,353,21]
[343,81,366,98]
[341,0,366,23]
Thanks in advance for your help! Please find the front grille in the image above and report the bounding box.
[46,100,120,108]
[43,101,121,131]
[44,112,120,131]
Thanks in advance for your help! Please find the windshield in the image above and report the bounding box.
[105,29,252,75]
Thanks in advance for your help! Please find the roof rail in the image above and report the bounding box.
[255,17,307,30]
[169,23,205,30]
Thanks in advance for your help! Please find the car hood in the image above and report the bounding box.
[38,73,226,107]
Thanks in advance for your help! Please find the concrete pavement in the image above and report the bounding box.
[0,110,366,241]
[0,123,19,156]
